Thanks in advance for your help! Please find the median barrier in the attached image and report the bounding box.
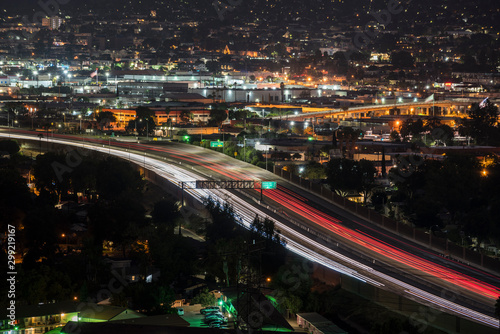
[399,223,413,239]
[414,229,429,245]
[447,242,464,259]
[483,255,500,272]
[465,249,482,267]
[431,235,447,252]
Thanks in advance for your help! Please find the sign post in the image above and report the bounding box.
[260,181,277,201]
[210,141,224,148]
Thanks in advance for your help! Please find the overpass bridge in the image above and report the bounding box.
[263,100,472,121]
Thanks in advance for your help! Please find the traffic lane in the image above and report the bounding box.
[10,131,500,303]
[6,132,500,322]
[230,188,496,316]
[273,180,500,287]
[133,140,500,298]
[262,185,500,301]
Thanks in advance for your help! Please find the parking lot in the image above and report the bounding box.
[181,308,233,330]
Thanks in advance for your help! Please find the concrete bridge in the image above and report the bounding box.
[267,100,473,121]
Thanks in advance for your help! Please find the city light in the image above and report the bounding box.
[3,4,499,331]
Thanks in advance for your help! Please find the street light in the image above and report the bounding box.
[140,118,149,141]
[266,146,269,171]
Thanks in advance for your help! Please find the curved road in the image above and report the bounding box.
[3,129,499,330]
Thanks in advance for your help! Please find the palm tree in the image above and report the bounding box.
[180,110,193,124]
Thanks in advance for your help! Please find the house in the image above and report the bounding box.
[0,301,144,333]
[296,312,348,334]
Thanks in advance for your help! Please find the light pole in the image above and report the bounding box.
[243,136,246,163]
[79,115,82,134]
[33,70,38,88]
[265,146,268,171]
[140,118,149,141]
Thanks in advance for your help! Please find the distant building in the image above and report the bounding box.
[41,16,64,30]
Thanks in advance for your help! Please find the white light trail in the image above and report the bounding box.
[3,133,498,329]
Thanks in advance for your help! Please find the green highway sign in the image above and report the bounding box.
[210,141,224,148]
[261,181,277,189]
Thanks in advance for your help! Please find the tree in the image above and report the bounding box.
[399,118,424,142]
[229,108,249,120]
[391,51,415,68]
[125,282,175,315]
[424,117,454,146]
[33,152,71,200]
[358,159,377,204]
[135,106,154,119]
[303,161,326,180]
[95,111,116,130]
[0,139,20,155]
[250,215,283,247]
[459,101,499,145]
[191,288,216,307]
[180,110,193,123]
[337,127,359,158]
[326,158,376,200]
[390,130,401,142]
[431,124,454,146]
[204,198,242,242]
[326,158,359,196]
[151,199,180,233]
[424,117,442,131]
[209,104,228,126]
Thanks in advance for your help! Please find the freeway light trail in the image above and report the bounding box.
[262,189,500,299]
[3,132,499,328]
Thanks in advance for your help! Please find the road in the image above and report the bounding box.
[2,129,499,329]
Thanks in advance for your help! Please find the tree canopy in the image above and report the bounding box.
[459,101,500,145]
[326,158,376,199]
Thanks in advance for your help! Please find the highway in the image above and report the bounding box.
[2,129,499,330]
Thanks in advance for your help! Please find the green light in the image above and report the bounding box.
[219,300,223,305]
[183,135,190,141]
[211,141,223,147]
[308,137,314,141]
